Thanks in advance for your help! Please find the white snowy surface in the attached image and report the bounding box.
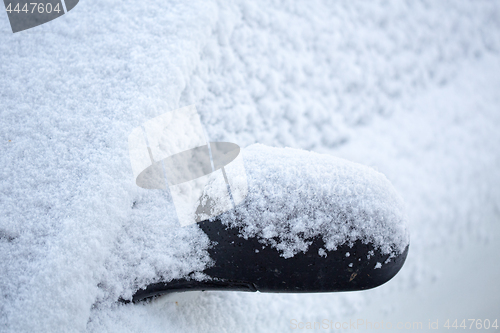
[218,144,409,258]
[1,0,500,332]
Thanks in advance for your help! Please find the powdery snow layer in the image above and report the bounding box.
[218,144,409,258]
[1,0,499,332]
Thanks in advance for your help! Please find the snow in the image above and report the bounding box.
[217,144,409,258]
[1,0,500,332]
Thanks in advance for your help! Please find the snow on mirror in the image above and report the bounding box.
[127,107,409,302]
